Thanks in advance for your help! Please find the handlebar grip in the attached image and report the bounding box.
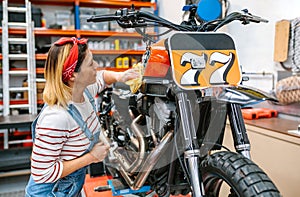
[250,16,268,23]
[87,14,120,22]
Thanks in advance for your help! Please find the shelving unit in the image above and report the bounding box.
[0,2,156,169]
[0,0,156,116]
[8,0,156,8]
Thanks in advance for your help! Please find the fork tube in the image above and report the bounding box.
[176,91,205,197]
[185,150,205,197]
[227,103,251,159]
[176,92,198,149]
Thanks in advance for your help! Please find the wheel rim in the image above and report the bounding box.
[203,173,239,197]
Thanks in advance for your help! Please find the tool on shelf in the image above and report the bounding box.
[241,108,278,120]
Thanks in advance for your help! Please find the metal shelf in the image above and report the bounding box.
[18,0,156,8]
[91,49,145,55]
[76,0,155,9]
[0,28,150,37]
[0,0,155,116]
[0,99,44,106]
[0,49,144,62]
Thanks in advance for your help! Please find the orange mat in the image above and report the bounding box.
[83,174,191,197]
[84,174,119,197]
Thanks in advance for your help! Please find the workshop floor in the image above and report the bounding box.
[83,174,191,197]
[0,174,190,197]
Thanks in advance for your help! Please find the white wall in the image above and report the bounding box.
[226,0,300,91]
[157,0,185,25]
[157,0,300,92]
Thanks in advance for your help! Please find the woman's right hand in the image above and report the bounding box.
[89,142,110,163]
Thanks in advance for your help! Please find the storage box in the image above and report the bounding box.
[55,10,72,28]
[0,5,42,27]
[80,8,110,31]
[23,82,45,100]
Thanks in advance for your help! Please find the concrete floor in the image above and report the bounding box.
[0,174,158,197]
[0,174,29,197]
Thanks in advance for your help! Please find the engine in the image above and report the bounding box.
[150,97,176,137]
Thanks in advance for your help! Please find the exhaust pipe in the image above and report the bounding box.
[133,130,173,190]
[100,115,146,174]
[100,115,174,190]
[117,130,173,190]
[128,115,146,173]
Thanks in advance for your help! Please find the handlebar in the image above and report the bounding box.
[87,7,268,32]
[203,9,268,31]
[88,9,192,31]
[87,14,121,23]
[236,9,269,24]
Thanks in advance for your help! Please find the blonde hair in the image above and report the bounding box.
[43,39,88,108]
[43,43,73,108]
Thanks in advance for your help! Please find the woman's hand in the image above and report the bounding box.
[89,142,110,163]
[116,68,140,83]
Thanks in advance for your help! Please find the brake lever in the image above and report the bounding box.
[115,9,148,28]
[117,16,147,28]
[117,20,148,28]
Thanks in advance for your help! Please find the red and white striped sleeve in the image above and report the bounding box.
[31,109,70,183]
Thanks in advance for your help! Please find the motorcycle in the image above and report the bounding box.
[87,4,281,197]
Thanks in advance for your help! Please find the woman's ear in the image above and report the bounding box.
[67,73,77,87]
[70,72,77,82]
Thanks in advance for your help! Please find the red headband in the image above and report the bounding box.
[54,37,88,82]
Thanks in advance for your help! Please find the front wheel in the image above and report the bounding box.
[200,151,281,197]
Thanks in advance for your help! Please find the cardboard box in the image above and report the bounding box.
[23,82,45,100]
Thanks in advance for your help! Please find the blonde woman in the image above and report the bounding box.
[25,37,139,196]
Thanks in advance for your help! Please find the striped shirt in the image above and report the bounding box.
[31,71,106,183]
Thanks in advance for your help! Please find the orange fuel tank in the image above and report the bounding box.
[144,39,170,78]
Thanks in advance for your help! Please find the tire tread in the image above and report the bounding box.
[201,151,281,197]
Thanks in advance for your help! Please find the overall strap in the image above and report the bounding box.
[67,88,98,143]
[31,104,48,142]
[84,88,97,112]
[33,89,98,145]
[67,104,94,141]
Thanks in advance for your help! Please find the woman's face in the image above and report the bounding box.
[74,50,97,87]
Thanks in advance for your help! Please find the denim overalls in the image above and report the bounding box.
[25,89,99,197]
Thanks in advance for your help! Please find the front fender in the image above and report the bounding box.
[217,85,278,105]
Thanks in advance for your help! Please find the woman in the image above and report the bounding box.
[25,37,139,196]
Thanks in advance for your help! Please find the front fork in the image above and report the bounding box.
[227,103,251,159]
[176,91,251,196]
[176,91,205,197]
